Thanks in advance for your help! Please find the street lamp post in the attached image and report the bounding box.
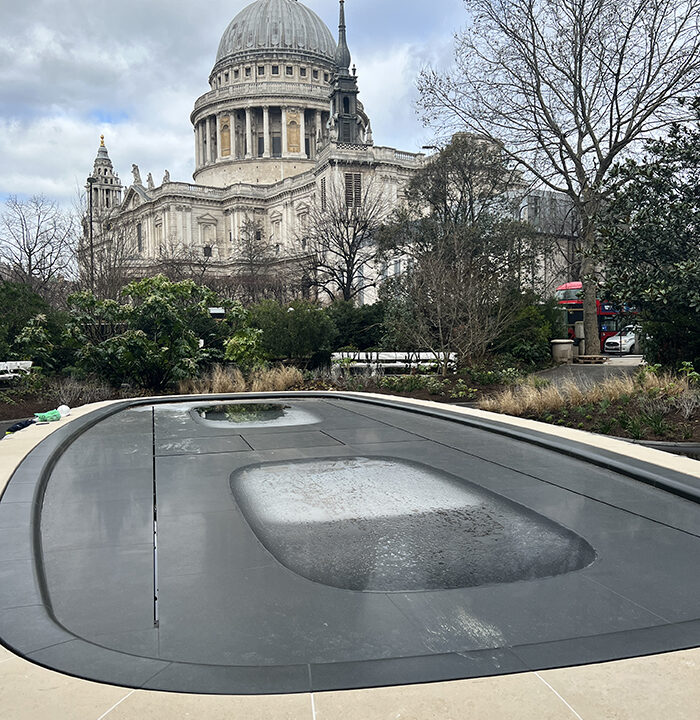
[87,176,96,291]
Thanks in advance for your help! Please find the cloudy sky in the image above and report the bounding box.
[0,0,466,207]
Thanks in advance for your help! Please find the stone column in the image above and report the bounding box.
[194,125,200,168]
[203,118,209,164]
[263,106,271,158]
[203,119,209,165]
[245,107,253,159]
[197,123,203,167]
[216,114,222,161]
[281,106,288,157]
[299,109,306,158]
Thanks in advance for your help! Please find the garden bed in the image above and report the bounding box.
[480,370,700,443]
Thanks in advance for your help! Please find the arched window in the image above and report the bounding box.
[203,245,213,258]
[221,122,231,157]
[287,121,300,153]
[343,97,350,114]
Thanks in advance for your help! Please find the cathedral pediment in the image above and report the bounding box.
[196,213,218,225]
[122,185,151,210]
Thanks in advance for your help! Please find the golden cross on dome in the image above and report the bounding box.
[100,135,105,147]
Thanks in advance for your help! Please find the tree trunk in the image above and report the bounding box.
[581,256,600,355]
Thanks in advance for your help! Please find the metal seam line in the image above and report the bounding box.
[535,672,585,720]
[95,689,136,720]
[152,406,159,627]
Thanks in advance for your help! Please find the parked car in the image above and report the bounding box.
[604,325,638,354]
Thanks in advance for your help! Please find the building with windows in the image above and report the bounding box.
[85,0,424,301]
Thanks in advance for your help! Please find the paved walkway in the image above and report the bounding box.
[536,355,643,388]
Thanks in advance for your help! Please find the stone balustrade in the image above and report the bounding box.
[194,82,330,112]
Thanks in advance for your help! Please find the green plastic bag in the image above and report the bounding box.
[34,410,62,423]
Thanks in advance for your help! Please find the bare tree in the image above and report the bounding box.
[156,233,213,284]
[75,216,137,299]
[380,133,544,370]
[383,249,529,372]
[234,215,282,304]
[303,173,390,303]
[0,195,76,294]
[419,0,700,351]
[382,218,540,370]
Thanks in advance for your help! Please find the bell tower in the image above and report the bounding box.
[329,1,361,144]
[87,135,123,213]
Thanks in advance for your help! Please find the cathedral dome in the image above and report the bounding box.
[216,0,337,65]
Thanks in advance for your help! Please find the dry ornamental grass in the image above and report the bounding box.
[479,371,700,442]
[178,365,302,395]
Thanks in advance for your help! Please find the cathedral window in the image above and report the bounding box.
[313,69,319,80]
[203,245,213,258]
[343,97,350,114]
[300,67,307,77]
[320,178,327,211]
[234,69,240,79]
[344,173,362,208]
[221,121,231,157]
[324,72,329,82]
[272,135,282,158]
[224,72,229,83]
[258,65,265,76]
[245,67,251,78]
[272,65,279,75]
[136,224,143,253]
[286,66,293,76]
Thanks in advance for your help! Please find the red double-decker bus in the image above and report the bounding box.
[554,282,623,352]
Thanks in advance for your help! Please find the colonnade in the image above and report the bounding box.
[194,106,329,168]
[93,185,122,211]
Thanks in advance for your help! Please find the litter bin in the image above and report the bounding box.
[551,339,574,364]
